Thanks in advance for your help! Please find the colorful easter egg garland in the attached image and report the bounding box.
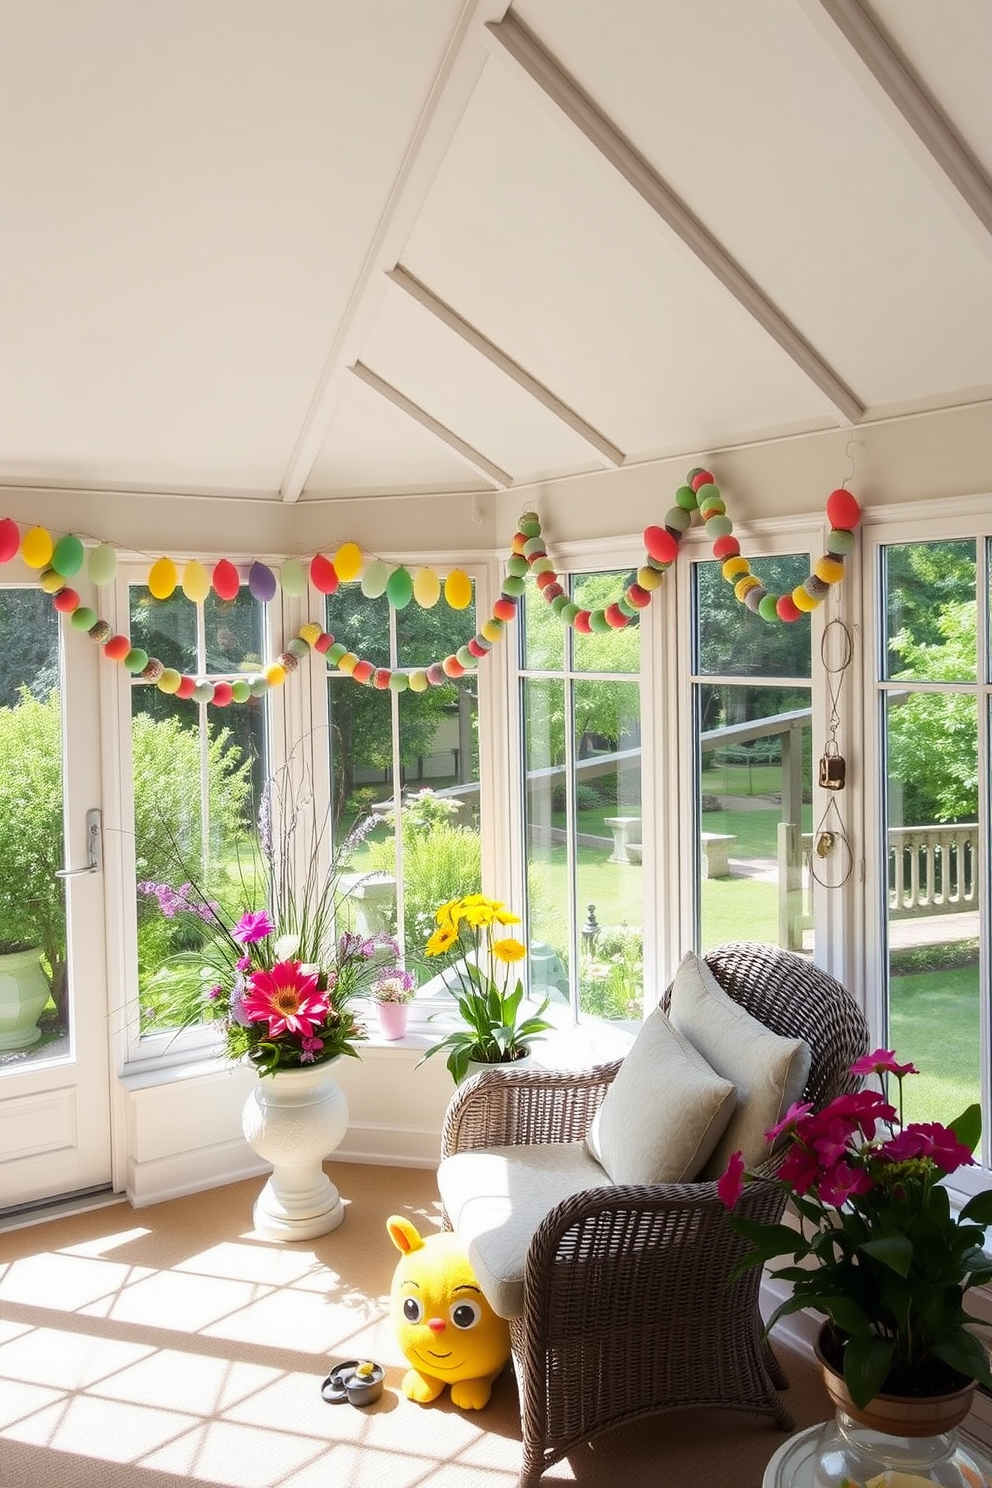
[0,470,860,705]
[507,468,861,632]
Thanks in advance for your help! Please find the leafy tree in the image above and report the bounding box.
[887,598,978,825]
[0,590,60,705]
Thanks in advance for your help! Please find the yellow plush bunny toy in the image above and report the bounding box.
[386,1215,510,1409]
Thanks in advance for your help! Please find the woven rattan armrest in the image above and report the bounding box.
[439,1060,622,1158]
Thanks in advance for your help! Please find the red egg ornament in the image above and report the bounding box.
[493,597,516,621]
[0,518,19,563]
[573,610,592,633]
[776,594,802,623]
[104,634,131,662]
[212,559,240,602]
[643,526,678,565]
[212,682,234,708]
[53,588,80,613]
[176,676,197,700]
[310,554,338,594]
[825,488,861,532]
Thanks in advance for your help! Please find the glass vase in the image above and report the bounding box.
[810,1408,990,1487]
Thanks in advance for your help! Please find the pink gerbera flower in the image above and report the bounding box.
[241,961,328,1038]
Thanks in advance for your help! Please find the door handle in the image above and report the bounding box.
[56,808,102,878]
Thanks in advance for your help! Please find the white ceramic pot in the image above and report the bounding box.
[241,1060,349,1240]
[0,947,50,1051]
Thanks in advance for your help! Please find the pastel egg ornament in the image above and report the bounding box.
[248,561,277,603]
[360,558,389,599]
[182,560,211,603]
[88,543,118,586]
[413,567,441,608]
[385,566,414,609]
[279,557,307,598]
[825,487,861,532]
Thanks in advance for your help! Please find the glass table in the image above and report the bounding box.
[763,1422,992,1488]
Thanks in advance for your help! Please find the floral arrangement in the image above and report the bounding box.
[139,770,406,1076]
[418,892,553,1082]
[719,1049,992,1408]
[369,970,416,1005]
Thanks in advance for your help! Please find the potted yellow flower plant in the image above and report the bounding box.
[418,893,553,1082]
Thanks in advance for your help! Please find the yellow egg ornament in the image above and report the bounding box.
[182,560,211,603]
[334,542,363,583]
[444,569,472,610]
[148,557,178,600]
[413,567,441,608]
[21,526,54,569]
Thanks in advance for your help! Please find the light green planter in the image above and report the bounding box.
[0,947,50,1051]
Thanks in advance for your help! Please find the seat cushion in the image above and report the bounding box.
[437,1142,613,1318]
[585,1008,737,1185]
[667,950,811,1179]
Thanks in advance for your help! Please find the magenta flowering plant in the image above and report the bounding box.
[138,767,407,1076]
[719,1049,992,1408]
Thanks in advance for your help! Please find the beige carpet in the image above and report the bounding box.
[0,1164,831,1487]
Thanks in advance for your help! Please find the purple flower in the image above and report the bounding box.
[232,910,275,945]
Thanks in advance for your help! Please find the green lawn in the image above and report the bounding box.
[889,964,980,1129]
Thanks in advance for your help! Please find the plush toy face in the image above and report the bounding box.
[387,1217,510,1388]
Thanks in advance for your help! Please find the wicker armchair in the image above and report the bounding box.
[438,941,870,1487]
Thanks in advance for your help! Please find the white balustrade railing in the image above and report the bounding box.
[887,823,979,917]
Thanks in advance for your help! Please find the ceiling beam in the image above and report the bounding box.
[386,264,625,467]
[279,0,513,503]
[350,362,510,488]
[482,13,865,427]
[802,0,992,260]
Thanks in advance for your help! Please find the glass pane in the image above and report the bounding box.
[695,556,812,678]
[697,683,812,953]
[326,588,390,668]
[574,678,642,1022]
[882,541,976,683]
[521,676,571,1004]
[572,571,640,674]
[522,572,564,672]
[0,589,67,1064]
[884,691,979,1127]
[395,581,474,670]
[133,695,260,1036]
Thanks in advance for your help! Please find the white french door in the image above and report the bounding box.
[0,573,112,1211]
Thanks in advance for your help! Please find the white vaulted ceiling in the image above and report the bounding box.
[3,0,992,506]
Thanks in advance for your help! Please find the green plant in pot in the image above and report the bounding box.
[718,1049,992,1416]
[418,893,553,1083]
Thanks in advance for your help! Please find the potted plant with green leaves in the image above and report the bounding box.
[418,893,553,1083]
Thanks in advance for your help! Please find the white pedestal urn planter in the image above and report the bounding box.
[241,1060,350,1241]
[0,947,50,1051]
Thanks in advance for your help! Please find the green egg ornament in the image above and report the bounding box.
[88,543,118,586]
[326,642,347,665]
[388,671,409,692]
[248,676,269,698]
[52,533,85,578]
[705,515,733,538]
[665,506,692,532]
[560,601,580,626]
[361,558,389,599]
[506,555,529,578]
[280,558,307,598]
[502,575,525,597]
[385,566,414,609]
[70,606,98,631]
[675,484,698,510]
[518,514,541,538]
[231,680,251,703]
[124,648,149,674]
[588,609,611,633]
[455,646,475,669]
[826,529,856,556]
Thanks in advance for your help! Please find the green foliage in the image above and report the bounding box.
[579,924,643,1018]
[363,792,482,963]
[886,599,978,824]
[0,692,66,993]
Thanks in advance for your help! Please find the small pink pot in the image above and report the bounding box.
[376,1001,410,1041]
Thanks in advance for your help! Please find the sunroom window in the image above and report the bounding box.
[323,579,482,982]
[691,553,814,956]
[875,536,987,1138]
[518,569,642,1024]
[128,581,270,1052]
